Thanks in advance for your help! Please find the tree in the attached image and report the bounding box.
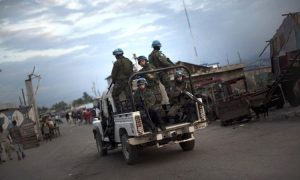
[72,98,84,107]
[38,106,49,115]
[71,92,94,108]
[51,101,68,112]
[82,92,93,103]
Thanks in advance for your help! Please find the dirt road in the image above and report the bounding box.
[1,107,300,180]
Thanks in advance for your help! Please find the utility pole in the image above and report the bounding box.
[237,51,242,64]
[226,54,230,65]
[92,81,97,97]
[19,96,23,106]
[22,88,27,106]
[25,66,42,140]
[183,0,199,60]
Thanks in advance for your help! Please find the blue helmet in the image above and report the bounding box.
[151,40,161,48]
[175,70,184,78]
[137,78,147,86]
[112,48,124,55]
[137,55,148,63]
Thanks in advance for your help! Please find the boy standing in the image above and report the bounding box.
[9,121,25,160]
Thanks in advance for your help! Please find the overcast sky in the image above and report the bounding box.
[0,0,299,107]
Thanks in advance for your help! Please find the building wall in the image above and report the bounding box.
[244,67,272,91]
[192,66,245,90]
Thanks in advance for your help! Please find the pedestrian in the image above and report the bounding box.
[148,40,174,98]
[65,112,70,124]
[77,110,82,126]
[137,55,162,105]
[42,117,52,141]
[111,48,133,113]
[86,109,93,124]
[83,109,88,124]
[133,78,166,132]
[9,121,25,160]
[0,126,13,161]
[71,111,76,124]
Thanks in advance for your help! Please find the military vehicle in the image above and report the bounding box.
[92,65,207,164]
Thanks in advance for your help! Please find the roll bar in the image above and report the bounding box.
[127,65,194,111]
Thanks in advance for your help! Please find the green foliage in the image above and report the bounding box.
[72,92,93,107]
[38,106,49,115]
[83,92,93,102]
[51,101,68,112]
[49,92,93,110]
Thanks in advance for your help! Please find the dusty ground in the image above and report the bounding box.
[1,106,300,180]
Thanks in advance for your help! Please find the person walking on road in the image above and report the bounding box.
[65,112,70,124]
[0,126,13,161]
[9,120,25,160]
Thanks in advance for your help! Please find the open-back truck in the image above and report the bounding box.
[92,65,207,164]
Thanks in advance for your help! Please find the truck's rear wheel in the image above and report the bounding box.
[96,133,107,157]
[179,134,195,151]
[121,133,139,165]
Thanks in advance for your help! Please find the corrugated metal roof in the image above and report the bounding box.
[270,12,300,58]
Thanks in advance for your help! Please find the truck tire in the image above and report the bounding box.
[180,140,195,151]
[179,134,195,151]
[96,133,107,157]
[121,133,139,165]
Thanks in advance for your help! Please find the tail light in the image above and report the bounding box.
[134,115,144,135]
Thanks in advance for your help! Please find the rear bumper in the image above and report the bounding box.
[127,122,202,146]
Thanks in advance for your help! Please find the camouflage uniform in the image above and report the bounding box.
[169,80,190,104]
[168,80,197,123]
[134,87,165,132]
[148,50,173,97]
[139,63,162,104]
[111,56,133,112]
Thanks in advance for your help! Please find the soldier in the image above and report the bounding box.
[168,70,197,123]
[137,55,162,104]
[111,48,133,113]
[148,40,174,98]
[134,78,166,132]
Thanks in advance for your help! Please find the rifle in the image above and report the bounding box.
[140,93,152,122]
[138,92,157,132]
[182,90,205,106]
[106,82,113,95]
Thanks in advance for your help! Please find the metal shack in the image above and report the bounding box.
[0,103,39,149]
[269,12,300,106]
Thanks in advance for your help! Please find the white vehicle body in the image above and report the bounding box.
[92,65,208,164]
[93,101,207,146]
